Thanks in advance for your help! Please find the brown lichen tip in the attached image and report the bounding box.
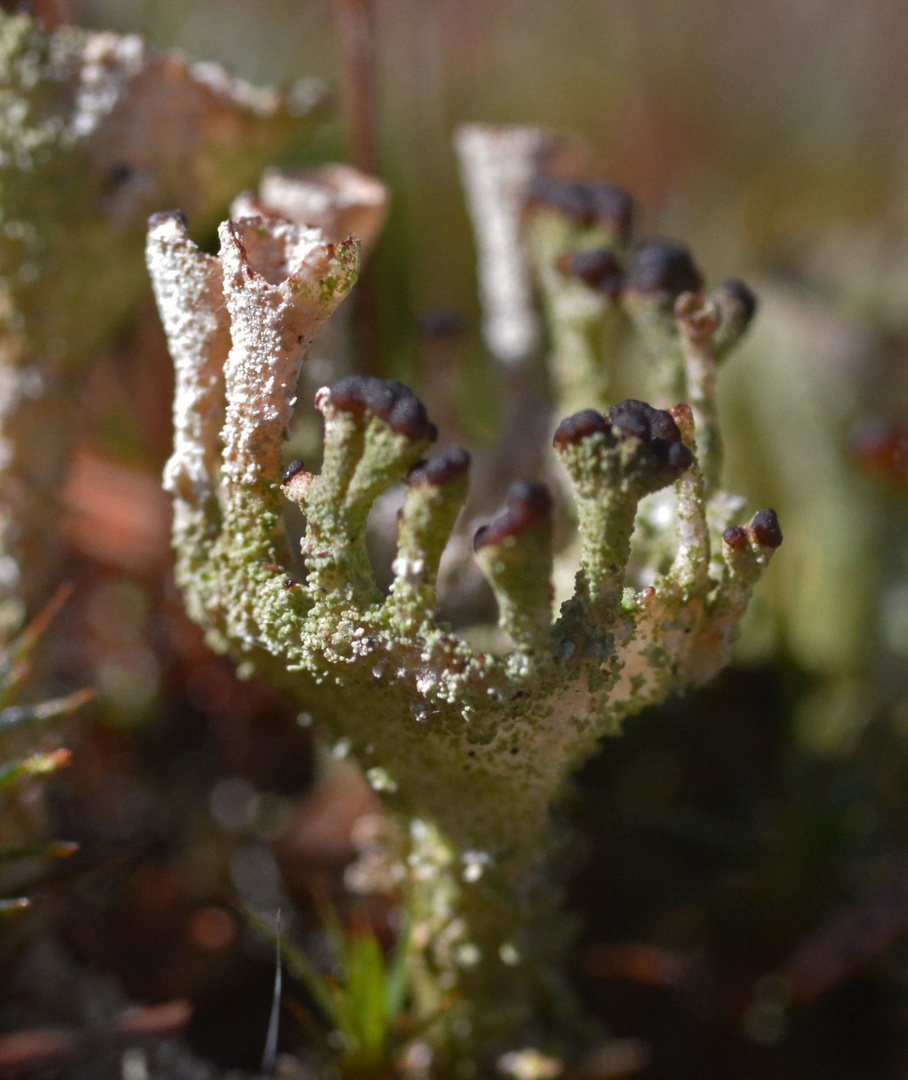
[554,401,693,472]
[406,447,471,488]
[623,240,704,299]
[281,459,306,485]
[473,480,552,552]
[528,177,635,244]
[668,402,695,439]
[853,419,908,481]
[556,250,623,296]
[607,400,694,472]
[715,279,757,327]
[748,508,783,549]
[552,409,610,450]
[722,525,748,550]
[328,375,438,442]
[417,309,466,342]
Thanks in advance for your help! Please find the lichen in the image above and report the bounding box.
[0,10,325,629]
[148,154,779,1072]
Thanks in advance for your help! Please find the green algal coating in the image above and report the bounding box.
[473,480,554,654]
[388,448,470,631]
[302,383,436,601]
[553,402,693,620]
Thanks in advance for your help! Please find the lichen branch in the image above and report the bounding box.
[150,168,778,1073]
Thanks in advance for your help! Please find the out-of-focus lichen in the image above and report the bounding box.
[148,132,779,1065]
[0,10,326,630]
[232,164,389,257]
[524,172,636,418]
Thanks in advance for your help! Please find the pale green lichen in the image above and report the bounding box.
[524,178,634,417]
[0,10,326,629]
[148,158,777,1072]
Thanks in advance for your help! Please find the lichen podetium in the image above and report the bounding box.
[147,162,780,1075]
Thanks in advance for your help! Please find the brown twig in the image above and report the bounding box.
[332,0,382,375]
[332,0,378,175]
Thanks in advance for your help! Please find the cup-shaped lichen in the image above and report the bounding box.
[0,11,325,631]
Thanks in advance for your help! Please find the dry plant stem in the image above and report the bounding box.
[331,0,382,376]
[151,200,778,1068]
[332,0,378,176]
[0,11,325,629]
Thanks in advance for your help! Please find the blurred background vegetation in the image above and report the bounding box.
[5,1,908,1077]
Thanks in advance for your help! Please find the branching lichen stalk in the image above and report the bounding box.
[149,172,778,1069]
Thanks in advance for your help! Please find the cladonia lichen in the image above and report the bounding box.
[148,142,780,1073]
[0,10,325,630]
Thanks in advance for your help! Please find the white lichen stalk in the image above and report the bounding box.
[150,214,228,524]
[455,124,572,368]
[230,165,391,437]
[147,211,359,647]
[218,218,355,490]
